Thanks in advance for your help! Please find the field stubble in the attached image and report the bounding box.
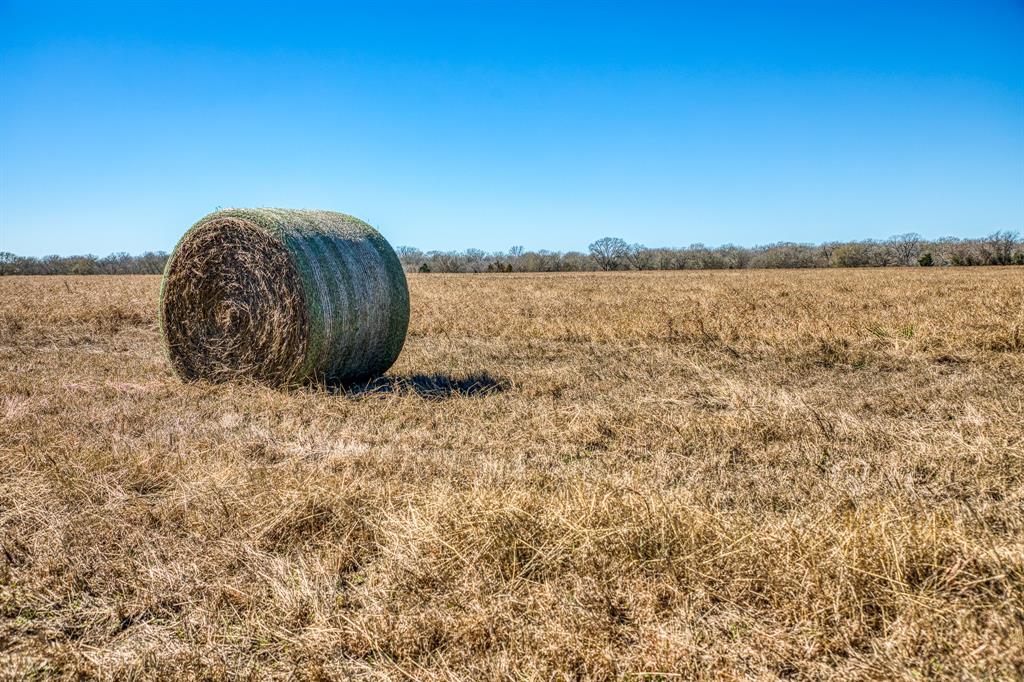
[0,268,1022,679]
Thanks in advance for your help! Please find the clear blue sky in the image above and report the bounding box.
[1,1,1022,257]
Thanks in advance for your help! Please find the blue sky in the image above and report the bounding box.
[1,1,1022,256]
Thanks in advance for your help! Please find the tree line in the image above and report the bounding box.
[0,251,169,276]
[1,230,1020,276]
[397,231,1022,272]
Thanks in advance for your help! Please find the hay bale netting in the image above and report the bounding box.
[159,208,409,385]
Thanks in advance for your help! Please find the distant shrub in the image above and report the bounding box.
[918,252,934,267]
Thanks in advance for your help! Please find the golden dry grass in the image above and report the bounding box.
[1,268,1022,680]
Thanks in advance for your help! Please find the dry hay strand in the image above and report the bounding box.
[159,208,409,385]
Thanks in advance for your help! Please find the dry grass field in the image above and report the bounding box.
[1,268,1022,680]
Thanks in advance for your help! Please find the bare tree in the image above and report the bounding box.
[394,246,425,272]
[588,237,630,271]
[819,241,839,266]
[628,243,656,270]
[0,252,16,275]
[464,248,488,273]
[982,230,1020,265]
[427,250,464,272]
[941,237,982,266]
[752,242,819,268]
[888,233,923,266]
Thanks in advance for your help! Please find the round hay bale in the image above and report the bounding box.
[159,208,409,385]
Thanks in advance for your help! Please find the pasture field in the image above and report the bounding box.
[1,269,1022,679]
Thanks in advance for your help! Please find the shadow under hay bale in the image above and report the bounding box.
[337,372,508,399]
